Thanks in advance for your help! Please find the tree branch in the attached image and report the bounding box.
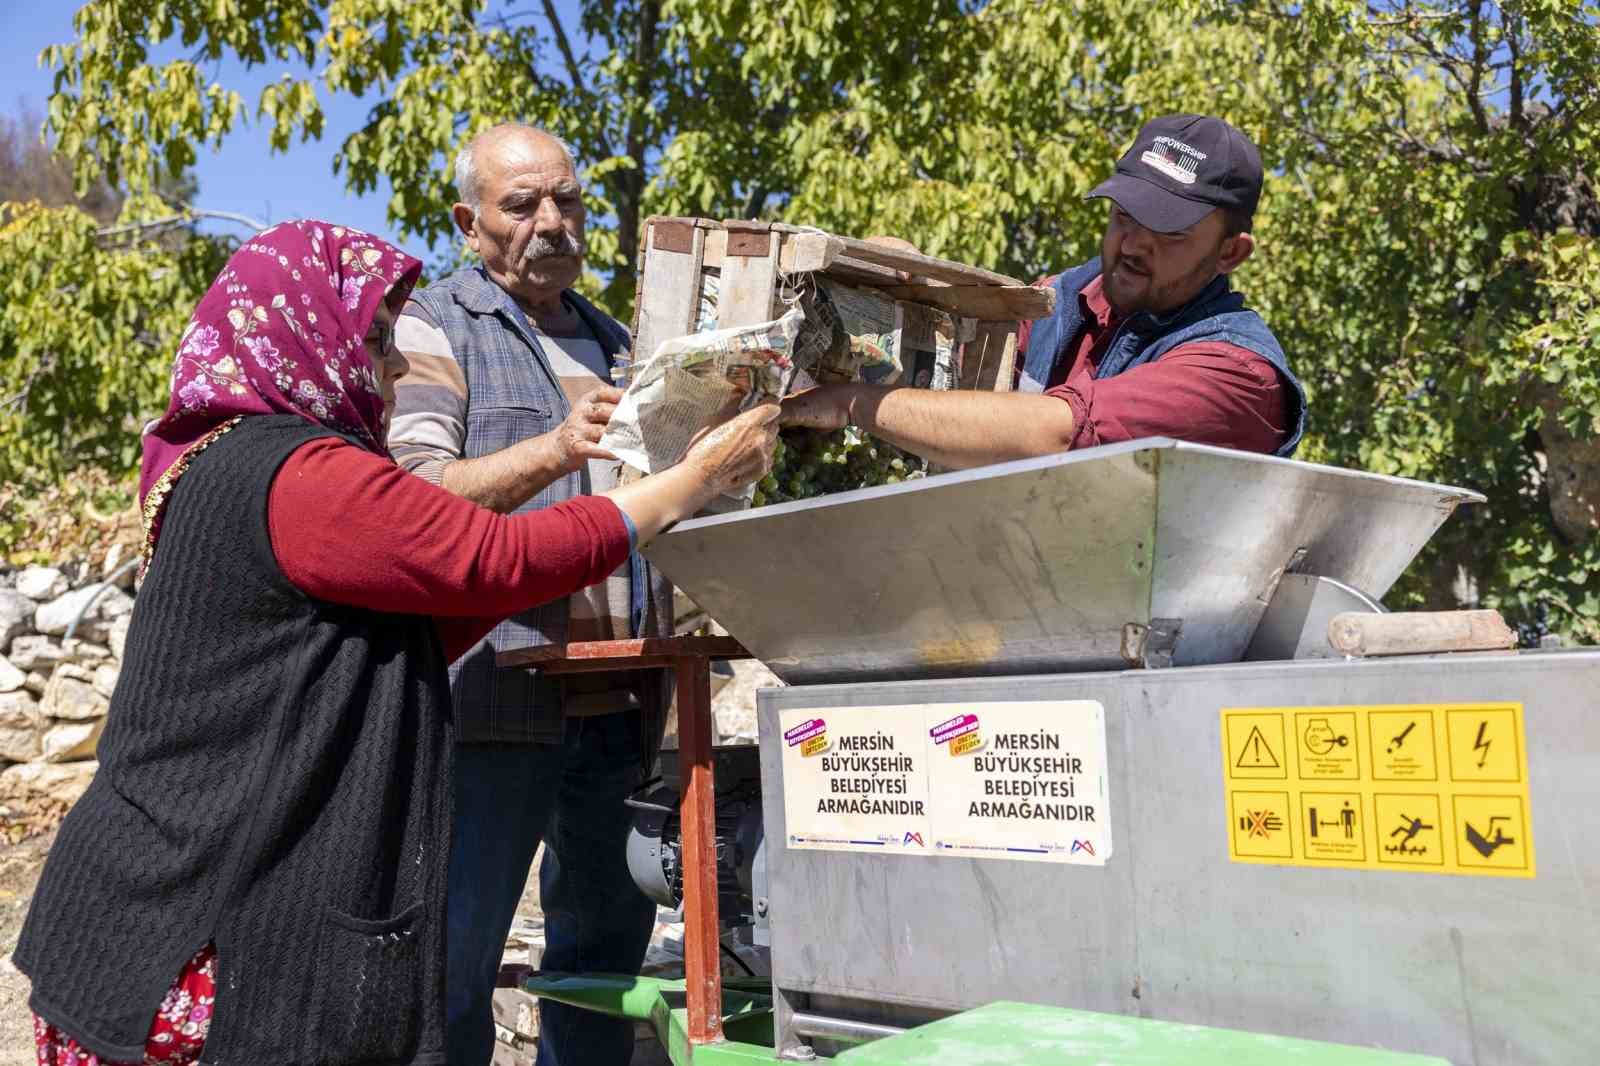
[2,356,52,413]
[1507,12,1526,134]
[617,0,659,272]
[1467,0,1490,134]
[538,0,616,168]
[742,184,769,219]
[95,207,269,241]
[540,1,586,96]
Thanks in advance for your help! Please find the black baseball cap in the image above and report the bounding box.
[1086,114,1263,233]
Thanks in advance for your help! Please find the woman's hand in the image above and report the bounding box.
[682,403,781,497]
[603,403,780,545]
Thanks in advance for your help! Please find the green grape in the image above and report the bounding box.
[751,425,927,508]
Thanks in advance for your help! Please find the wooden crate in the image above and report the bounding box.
[630,217,1054,394]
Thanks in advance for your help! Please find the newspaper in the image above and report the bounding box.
[899,301,962,390]
[599,307,811,479]
[600,273,945,510]
[819,280,902,384]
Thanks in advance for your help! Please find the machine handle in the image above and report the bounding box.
[1327,609,1517,658]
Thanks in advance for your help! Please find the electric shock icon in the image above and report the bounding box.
[1446,707,1519,782]
[1472,720,1492,768]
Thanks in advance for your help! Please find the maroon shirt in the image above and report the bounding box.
[1019,274,1290,454]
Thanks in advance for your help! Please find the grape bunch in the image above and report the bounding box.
[751,426,926,507]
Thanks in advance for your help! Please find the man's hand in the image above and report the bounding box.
[552,384,623,472]
[779,385,852,432]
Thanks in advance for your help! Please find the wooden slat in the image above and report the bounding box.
[829,234,1025,288]
[717,232,782,327]
[701,227,728,270]
[651,218,694,254]
[777,231,843,274]
[955,322,1019,393]
[821,254,911,287]
[725,220,774,258]
[877,282,1054,321]
[990,328,1019,393]
[632,221,706,367]
[959,321,1021,392]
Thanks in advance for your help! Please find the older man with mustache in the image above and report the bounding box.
[389,123,665,1066]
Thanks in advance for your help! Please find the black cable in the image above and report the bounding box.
[720,938,757,977]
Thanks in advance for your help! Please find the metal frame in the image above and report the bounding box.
[500,635,751,1046]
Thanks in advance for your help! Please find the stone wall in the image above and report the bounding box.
[0,555,137,809]
[0,564,775,815]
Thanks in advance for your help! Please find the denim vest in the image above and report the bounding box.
[410,267,671,749]
[1020,258,1307,457]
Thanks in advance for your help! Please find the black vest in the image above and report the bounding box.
[1019,258,1309,457]
[15,415,452,1065]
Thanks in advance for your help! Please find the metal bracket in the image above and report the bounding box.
[1243,573,1385,661]
[1121,618,1184,669]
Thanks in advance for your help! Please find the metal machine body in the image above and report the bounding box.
[586,440,1593,1063]
[756,650,1599,1065]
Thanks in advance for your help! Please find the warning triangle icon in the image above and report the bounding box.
[1235,725,1281,769]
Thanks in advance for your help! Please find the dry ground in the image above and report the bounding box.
[0,824,56,1066]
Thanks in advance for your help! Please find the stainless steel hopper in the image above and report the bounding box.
[643,438,1483,684]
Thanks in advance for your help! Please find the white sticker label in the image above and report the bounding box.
[779,701,1111,865]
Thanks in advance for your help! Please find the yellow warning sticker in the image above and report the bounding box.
[1296,711,1359,780]
[1222,703,1534,878]
[1230,790,1293,859]
[1225,712,1286,779]
[1369,709,1438,781]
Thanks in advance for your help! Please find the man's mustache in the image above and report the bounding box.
[521,231,584,262]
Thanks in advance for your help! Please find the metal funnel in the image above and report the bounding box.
[644,439,1483,684]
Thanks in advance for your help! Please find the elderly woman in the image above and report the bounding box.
[13,220,776,1066]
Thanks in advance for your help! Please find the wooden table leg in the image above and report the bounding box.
[675,655,723,1044]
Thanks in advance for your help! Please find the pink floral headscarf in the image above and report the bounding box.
[138,220,421,565]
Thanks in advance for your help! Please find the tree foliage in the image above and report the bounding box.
[11,0,1600,639]
[0,200,232,488]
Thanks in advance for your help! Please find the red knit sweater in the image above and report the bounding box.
[266,436,632,662]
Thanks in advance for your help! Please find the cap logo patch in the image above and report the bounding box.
[1139,135,1206,185]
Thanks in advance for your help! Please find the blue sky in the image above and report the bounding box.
[0,3,588,262]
